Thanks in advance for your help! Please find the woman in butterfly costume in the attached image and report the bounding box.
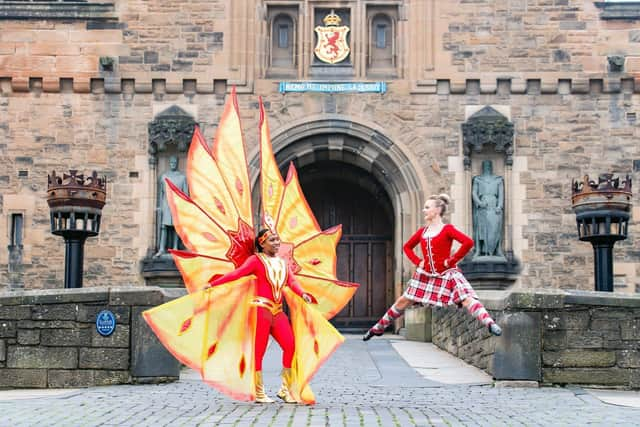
[143,88,359,405]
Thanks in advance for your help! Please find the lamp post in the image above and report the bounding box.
[46,170,107,288]
[571,173,632,292]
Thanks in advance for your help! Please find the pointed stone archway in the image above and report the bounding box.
[249,115,425,327]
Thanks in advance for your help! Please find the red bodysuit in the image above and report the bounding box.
[208,254,307,370]
[403,224,474,274]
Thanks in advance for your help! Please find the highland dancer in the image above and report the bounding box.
[363,194,502,341]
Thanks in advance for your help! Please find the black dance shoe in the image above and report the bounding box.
[489,323,502,336]
[362,329,384,341]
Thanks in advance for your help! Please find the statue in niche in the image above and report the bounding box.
[154,155,188,257]
[472,160,505,259]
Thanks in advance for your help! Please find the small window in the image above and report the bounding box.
[267,10,297,74]
[595,1,640,20]
[376,24,387,49]
[278,24,289,49]
[11,213,23,246]
[368,12,395,72]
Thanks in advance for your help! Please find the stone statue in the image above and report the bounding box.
[472,160,505,259]
[154,155,188,257]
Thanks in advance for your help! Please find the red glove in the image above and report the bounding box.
[302,292,318,304]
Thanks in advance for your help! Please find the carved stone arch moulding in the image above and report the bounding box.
[148,105,197,165]
[461,106,514,170]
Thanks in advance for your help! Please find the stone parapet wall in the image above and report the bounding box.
[432,289,640,388]
[1,76,639,95]
[0,287,183,388]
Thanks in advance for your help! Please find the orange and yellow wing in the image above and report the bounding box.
[146,89,259,402]
[143,278,257,401]
[164,86,255,293]
[259,99,285,224]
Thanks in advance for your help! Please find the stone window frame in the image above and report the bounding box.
[594,1,640,20]
[0,1,115,20]
[366,6,399,78]
[266,5,299,78]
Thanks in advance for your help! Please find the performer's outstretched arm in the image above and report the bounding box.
[208,256,257,287]
[287,269,317,303]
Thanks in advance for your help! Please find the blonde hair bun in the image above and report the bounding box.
[438,194,451,205]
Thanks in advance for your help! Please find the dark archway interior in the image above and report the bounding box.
[295,160,394,328]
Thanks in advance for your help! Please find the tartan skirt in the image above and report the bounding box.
[403,267,477,307]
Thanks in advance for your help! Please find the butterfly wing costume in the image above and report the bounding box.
[143,88,359,404]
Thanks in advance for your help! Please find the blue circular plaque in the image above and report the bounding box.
[96,310,116,337]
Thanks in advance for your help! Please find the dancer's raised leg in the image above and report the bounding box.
[461,297,502,336]
[363,296,412,341]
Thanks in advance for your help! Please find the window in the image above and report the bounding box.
[278,24,289,49]
[0,0,115,20]
[376,24,387,49]
[10,213,23,247]
[594,1,640,19]
[367,10,397,75]
[266,7,298,77]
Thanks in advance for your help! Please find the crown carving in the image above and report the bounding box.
[47,170,107,210]
[572,173,632,197]
[323,10,342,26]
[571,173,632,213]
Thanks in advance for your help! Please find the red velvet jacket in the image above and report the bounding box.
[208,254,306,303]
[403,224,474,274]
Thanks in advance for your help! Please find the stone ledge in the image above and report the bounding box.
[0,288,109,305]
[0,287,177,307]
[482,289,640,311]
[0,2,116,20]
[564,290,640,307]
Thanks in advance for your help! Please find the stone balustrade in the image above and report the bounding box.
[425,289,640,388]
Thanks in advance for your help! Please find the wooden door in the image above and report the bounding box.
[299,165,393,328]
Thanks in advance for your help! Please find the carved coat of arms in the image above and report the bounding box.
[314,11,350,64]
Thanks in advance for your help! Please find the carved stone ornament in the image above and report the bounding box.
[462,106,514,170]
[148,105,197,164]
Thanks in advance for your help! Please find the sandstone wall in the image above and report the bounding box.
[0,0,639,291]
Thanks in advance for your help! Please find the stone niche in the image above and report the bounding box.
[141,105,196,288]
[458,106,520,290]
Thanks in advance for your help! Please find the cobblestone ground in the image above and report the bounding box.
[1,335,639,426]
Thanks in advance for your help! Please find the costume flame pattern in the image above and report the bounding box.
[143,87,359,404]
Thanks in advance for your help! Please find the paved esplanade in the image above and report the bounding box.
[1,335,639,426]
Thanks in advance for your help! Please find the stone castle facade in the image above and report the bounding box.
[1,1,639,309]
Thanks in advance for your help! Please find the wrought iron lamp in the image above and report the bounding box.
[46,170,107,288]
[571,173,632,292]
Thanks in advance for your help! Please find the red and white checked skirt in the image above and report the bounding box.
[403,267,477,307]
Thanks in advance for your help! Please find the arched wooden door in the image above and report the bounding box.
[298,162,394,329]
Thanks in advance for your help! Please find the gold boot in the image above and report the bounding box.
[254,371,274,403]
[276,368,297,403]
